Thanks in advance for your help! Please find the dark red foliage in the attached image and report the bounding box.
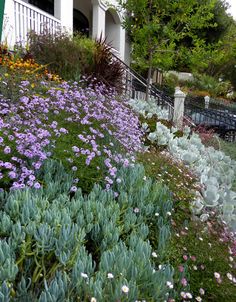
[91,37,125,93]
[194,125,215,143]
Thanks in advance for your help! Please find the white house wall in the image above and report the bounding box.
[106,10,120,50]
[2,0,15,46]
[2,0,128,61]
[55,0,73,30]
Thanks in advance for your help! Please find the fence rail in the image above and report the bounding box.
[112,53,193,125]
[111,53,236,141]
[14,0,61,45]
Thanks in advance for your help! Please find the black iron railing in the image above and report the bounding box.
[112,54,194,125]
[112,54,236,141]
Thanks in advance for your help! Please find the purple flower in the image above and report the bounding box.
[4,146,11,154]
[0,79,143,190]
[105,177,113,185]
[72,146,80,152]
[8,171,17,179]
[70,186,77,192]
[59,128,68,134]
[34,162,41,170]
[20,80,30,87]
[34,182,41,189]
[29,175,36,181]
[4,162,12,169]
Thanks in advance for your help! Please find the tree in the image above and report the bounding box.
[119,0,229,99]
[203,21,236,89]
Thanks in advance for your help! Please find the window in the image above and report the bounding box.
[73,9,89,37]
[29,0,54,15]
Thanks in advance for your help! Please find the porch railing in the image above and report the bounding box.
[14,0,61,45]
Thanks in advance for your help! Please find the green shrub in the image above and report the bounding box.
[28,32,124,92]
[0,160,175,301]
[161,73,179,96]
[28,31,95,82]
[192,74,231,97]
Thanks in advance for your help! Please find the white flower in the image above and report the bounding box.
[91,298,97,302]
[166,281,173,289]
[121,285,129,294]
[180,292,186,298]
[186,292,193,299]
[133,207,140,213]
[158,265,162,270]
[107,273,114,279]
[155,212,159,217]
[229,256,234,262]
[167,211,172,216]
[214,272,220,279]
[193,265,198,271]
[199,288,205,295]
[81,272,88,278]
[195,296,202,301]
[152,252,158,258]
[227,273,233,281]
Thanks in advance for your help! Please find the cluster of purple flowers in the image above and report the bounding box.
[0,80,143,190]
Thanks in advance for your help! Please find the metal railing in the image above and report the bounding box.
[185,96,236,128]
[185,96,236,141]
[112,53,194,125]
[14,0,61,46]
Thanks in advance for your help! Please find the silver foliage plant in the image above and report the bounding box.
[130,100,236,230]
[0,160,174,301]
[129,98,170,120]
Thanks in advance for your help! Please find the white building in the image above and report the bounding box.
[1,0,130,62]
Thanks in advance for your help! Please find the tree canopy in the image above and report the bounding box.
[119,0,235,79]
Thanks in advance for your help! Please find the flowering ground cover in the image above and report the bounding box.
[0,76,142,192]
[137,143,236,301]
[132,99,236,301]
[0,44,236,301]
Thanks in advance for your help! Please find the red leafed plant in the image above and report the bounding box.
[194,125,215,143]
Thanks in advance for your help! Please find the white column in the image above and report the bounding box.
[54,0,73,32]
[2,0,15,48]
[119,25,125,61]
[173,87,186,129]
[92,0,106,39]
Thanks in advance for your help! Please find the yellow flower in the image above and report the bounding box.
[4,73,9,77]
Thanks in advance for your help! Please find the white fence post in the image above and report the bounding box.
[173,87,186,129]
[204,95,210,109]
